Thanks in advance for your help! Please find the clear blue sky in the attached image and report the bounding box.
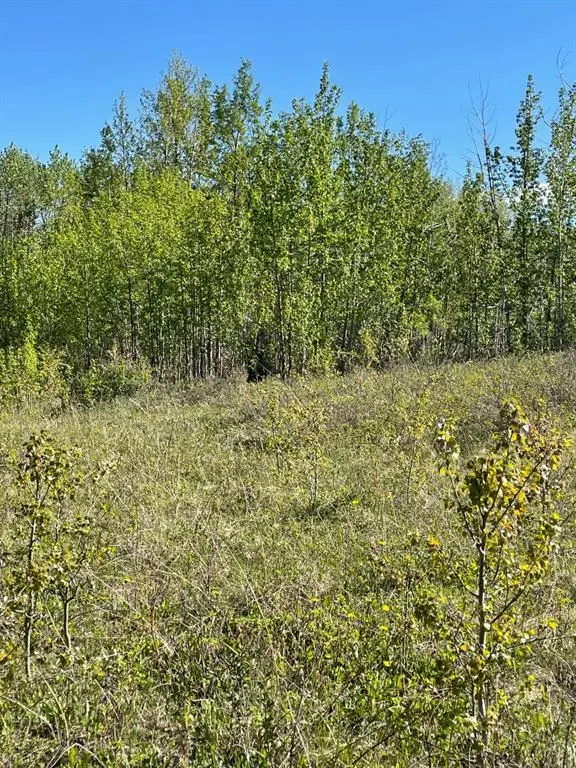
[2,0,576,181]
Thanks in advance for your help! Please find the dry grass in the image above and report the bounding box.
[1,353,576,765]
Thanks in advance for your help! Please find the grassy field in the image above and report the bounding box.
[1,354,576,766]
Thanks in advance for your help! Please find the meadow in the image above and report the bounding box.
[1,353,575,766]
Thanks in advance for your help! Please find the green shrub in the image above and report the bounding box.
[0,331,68,409]
[72,356,152,404]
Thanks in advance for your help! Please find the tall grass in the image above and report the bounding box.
[0,354,575,765]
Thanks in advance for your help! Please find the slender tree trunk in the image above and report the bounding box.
[24,515,38,679]
[475,525,489,768]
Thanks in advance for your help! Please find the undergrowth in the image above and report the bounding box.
[0,353,576,766]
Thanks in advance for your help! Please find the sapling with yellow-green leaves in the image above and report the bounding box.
[433,399,569,767]
[3,432,113,679]
[262,384,330,510]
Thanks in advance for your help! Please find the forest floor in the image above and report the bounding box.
[1,353,576,766]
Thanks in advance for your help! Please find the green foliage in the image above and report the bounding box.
[0,332,67,409]
[433,399,569,765]
[260,382,332,510]
[5,58,576,383]
[71,355,151,404]
[1,432,113,680]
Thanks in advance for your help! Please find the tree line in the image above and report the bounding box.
[3,56,576,380]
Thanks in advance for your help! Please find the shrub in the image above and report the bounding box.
[0,331,67,409]
[71,356,151,404]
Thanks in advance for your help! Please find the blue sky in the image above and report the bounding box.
[2,0,576,182]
